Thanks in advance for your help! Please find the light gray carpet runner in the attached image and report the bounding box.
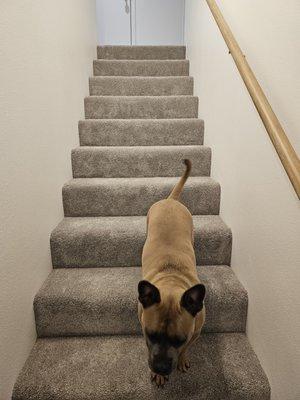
[12,45,270,400]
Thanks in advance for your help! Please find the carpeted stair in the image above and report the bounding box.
[12,45,270,400]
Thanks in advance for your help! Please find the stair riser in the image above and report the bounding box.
[89,77,194,96]
[50,218,232,268]
[72,147,211,178]
[85,96,198,119]
[79,119,204,146]
[93,60,189,76]
[97,45,186,60]
[34,267,247,337]
[62,180,220,217]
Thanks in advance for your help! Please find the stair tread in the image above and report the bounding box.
[90,76,192,80]
[84,95,198,119]
[12,333,270,400]
[97,45,186,60]
[50,215,232,267]
[80,117,203,122]
[87,95,196,97]
[93,59,189,76]
[72,145,210,177]
[89,76,194,96]
[35,265,247,337]
[64,175,217,184]
[74,144,208,150]
[78,119,204,146]
[62,177,220,216]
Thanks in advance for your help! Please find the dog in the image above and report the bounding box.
[138,159,206,387]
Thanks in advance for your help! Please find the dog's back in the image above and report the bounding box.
[139,160,205,385]
[142,160,197,282]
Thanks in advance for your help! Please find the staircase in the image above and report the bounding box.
[12,46,270,400]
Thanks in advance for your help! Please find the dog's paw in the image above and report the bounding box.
[150,372,169,388]
[177,355,191,373]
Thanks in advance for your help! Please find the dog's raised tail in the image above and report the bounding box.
[168,159,192,200]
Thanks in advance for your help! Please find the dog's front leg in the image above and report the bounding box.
[177,350,191,373]
[177,332,200,373]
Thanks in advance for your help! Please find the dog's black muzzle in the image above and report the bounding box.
[151,356,173,376]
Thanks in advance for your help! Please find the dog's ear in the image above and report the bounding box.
[180,284,206,317]
[138,280,161,308]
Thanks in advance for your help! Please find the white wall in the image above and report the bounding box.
[185,1,300,400]
[0,1,97,398]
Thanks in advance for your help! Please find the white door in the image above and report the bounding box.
[96,0,133,45]
[96,0,185,45]
[133,0,185,45]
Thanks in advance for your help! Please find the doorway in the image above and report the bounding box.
[96,0,185,45]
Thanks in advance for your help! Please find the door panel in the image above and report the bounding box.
[96,0,185,46]
[96,0,131,45]
[133,0,185,45]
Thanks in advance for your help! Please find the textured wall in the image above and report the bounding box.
[0,1,97,398]
[185,1,300,399]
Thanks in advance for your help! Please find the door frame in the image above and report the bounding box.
[130,0,137,45]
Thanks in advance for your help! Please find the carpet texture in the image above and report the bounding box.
[71,145,211,177]
[97,45,186,60]
[50,215,232,267]
[89,76,194,96]
[62,177,220,216]
[78,119,204,146]
[84,96,198,119]
[34,266,247,337]
[12,45,270,399]
[93,60,189,76]
[12,335,270,400]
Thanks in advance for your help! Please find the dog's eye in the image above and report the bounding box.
[169,337,186,348]
[146,331,186,348]
[146,332,160,343]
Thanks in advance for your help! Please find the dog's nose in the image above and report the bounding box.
[152,357,173,375]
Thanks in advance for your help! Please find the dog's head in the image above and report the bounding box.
[138,280,205,375]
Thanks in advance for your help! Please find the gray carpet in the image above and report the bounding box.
[50,215,232,267]
[13,335,270,400]
[89,76,194,96]
[93,60,189,76]
[12,45,270,399]
[84,95,198,119]
[71,145,211,177]
[79,119,204,146]
[34,266,247,337]
[97,45,186,60]
[62,177,220,216]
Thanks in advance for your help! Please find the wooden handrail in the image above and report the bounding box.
[206,0,300,199]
